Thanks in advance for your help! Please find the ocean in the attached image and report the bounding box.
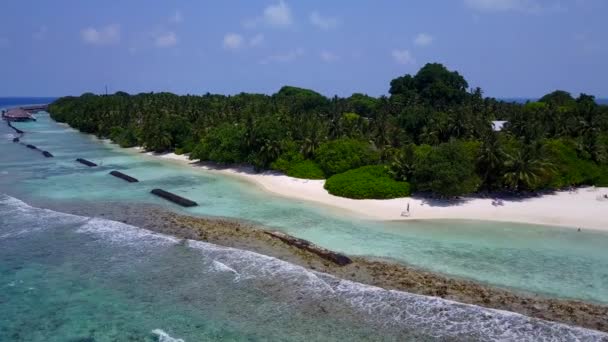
[500,97,608,105]
[3,195,606,341]
[2,98,608,341]
[0,97,57,107]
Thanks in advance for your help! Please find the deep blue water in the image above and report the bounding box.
[0,97,56,107]
[499,97,608,105]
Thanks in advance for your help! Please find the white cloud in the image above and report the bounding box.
[223,33,244,49]
[310,11,339,30]
[155,31,178,48]
[33,26,48,40]
[261,48,304,64]
[244,1,293,28]
[249,34,264,47]
[320,50,339,62]
[81,24,121,45]
[392,49,415,65]
[465,0,530,11]
[169,10,183,24]
[414,33,433,46]
[464,0,563,13]
[264,1,292,26]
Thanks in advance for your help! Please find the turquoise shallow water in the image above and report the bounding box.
[1,195,606,341]
[2,112,608,305]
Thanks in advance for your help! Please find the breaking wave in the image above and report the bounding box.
[0,195,88,239]
[1,194,607,341]
[151,329,185,342]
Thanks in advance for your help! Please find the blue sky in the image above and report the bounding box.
[0,0,606,98]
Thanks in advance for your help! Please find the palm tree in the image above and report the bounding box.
[388,144,416,182]
[503,144,553,191]
[300,118,325,158]
[371,104,392,149]
[250,138,282,171]
[259,139,282,163]
[477,131,505,189]
[419,125,440,145]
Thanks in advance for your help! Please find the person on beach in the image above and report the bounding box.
[401,202,411,217]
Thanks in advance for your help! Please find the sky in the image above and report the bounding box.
[0,0,606,98]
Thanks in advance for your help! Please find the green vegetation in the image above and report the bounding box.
[109,126,138,148]
[412,141,481,197]
[325,166,411,199]
[190,123,247,164]
[285,160,325,179]
[48,63,608,198]
[597,167,608,187]
[314,138,379,176]
[270,142,325,179]
[543,139,600,188]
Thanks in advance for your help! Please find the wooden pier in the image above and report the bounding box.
[20,104,48,113]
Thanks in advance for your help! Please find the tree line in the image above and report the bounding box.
[48,63,608,198]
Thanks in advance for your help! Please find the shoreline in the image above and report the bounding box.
[129,148,608,232]
[51,200,608,333]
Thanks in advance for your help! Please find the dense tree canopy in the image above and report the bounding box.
[314,138,379,176]
[48,63,608,198]
[412,141,481,196]
[324,165,411,199]
[539,90,576,108]
[390,63,469,108]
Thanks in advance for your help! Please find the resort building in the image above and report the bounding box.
[1,108,35,122]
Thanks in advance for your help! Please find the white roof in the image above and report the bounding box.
[492,120,507,132]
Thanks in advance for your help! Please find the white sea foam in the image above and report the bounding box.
[185,241,607,341]
[2,194,607,341]
[33,129,74,134]
[210,260,241,281]
[76,217,179,247]
[324,275,606,341]
[188,239,336,294]
[0,194,88,238]
[151,329,185,342]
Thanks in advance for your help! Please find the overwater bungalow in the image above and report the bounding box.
[1,108,36,121]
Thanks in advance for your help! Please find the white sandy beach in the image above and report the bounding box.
[139,150,608,232]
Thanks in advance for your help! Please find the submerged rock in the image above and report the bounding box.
[264,231,352,266]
